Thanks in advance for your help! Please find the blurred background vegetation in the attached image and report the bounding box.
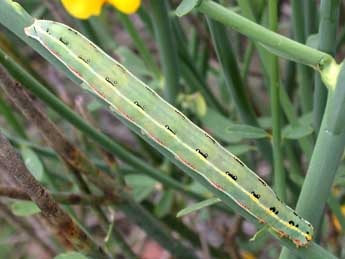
[0,0,345,258]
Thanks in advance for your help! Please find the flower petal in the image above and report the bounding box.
[107,0,141,14]
[61,0,106,19]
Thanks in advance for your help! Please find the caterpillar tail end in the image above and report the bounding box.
[24,19,38,38]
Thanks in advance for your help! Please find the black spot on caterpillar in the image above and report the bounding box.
[196,148,208,159]
[289,220,295,226]
[134,101,145,111]
[270,207,279,215]
[225,171,237,181]
[59,37,69,46]
[251,191,261,199]
[234,156,245,167]
[105,77,117,87]
[78,55,90,64]
[165,125,176,135]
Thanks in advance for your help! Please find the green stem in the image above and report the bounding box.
[279,63,345,259]
[268,0,285,200]
[0,94,27,138]
[303,0,318,36]
[291,0,313,112]
[236,0,271,80]
[198,0,332,69]
[313,0,340,132]
[150,0,180,104]
[206,18,273,164]
[117,13,161,79]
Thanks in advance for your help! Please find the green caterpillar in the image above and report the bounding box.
[25,19,313,247]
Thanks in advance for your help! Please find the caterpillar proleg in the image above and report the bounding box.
[25,20,313,247]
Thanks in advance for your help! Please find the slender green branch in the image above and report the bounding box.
[268,0,285,200]
[291,0,314,112]
[236,0,271,79]
[0,94,27,138]
[303,0,317,36]
[150,0,180,104]
[206,18,273,164]
[117,12,161,79]
[198,0,332,69]
[313,0,340,132]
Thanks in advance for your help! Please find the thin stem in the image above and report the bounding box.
[236,0,271,79]
[206,18,273,164]
[291,0,313,112]
[0,186,115,205]
[198,0,332,68]
[303,0,318,37]
[117,12,161,79]
[0,94,27,138]
[268,0,285,200]
[313,0,340,132]
[150,0,180,104]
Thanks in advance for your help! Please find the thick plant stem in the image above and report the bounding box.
[313,0,340,132]
[268,0,285,200]
[198,0,332,68]
[206,18,273,164]
[279,63,345,259]
[150,0,180,104]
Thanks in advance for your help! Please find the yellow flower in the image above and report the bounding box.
[61,0,141,19]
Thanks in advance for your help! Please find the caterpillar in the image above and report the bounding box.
[25,20,313,247]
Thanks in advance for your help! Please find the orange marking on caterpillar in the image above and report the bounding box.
[176,155,196,170]
[68,66,81,78]
[147,132,164,146]
[237,202,248,210]
[210,181,224,191]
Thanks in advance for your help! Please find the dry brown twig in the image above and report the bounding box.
[0,132,110,258]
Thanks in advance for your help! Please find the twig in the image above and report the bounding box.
[0,186,114,205]
[0,200,57,257]
[0,132,110,258]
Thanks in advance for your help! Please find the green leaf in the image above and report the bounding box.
[282,123,314,139]
[225,144,256,156]
[115,47,152,79]
[10,201,41,217]
[177,197,221,217]
[187,181,210,196]
[226,124,268,141]
[54,251,88,259]
[306,33,319,49]
[175,0,200,17]
[20,146,44,181]
[124,174,156,202]
[155,190,174,218]
[201,108,267,142]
